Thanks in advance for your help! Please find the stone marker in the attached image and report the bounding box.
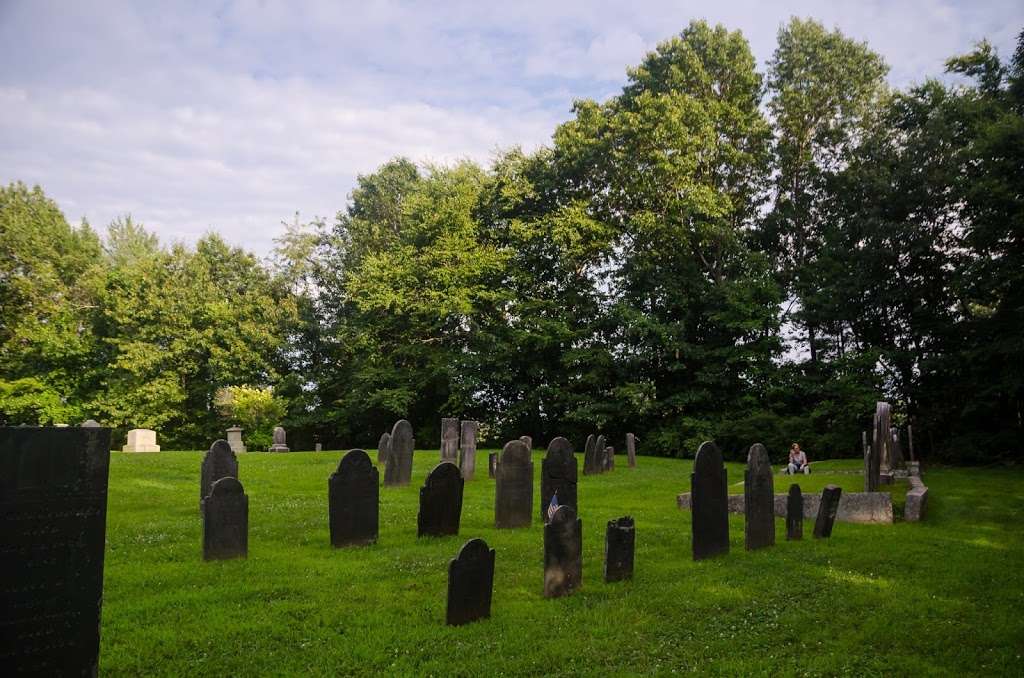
[81,419,100,427]
[328,449,379,547]
[384,419,414,486]
[744,443,775,550]
[604,516,635,583]
[583,434,598,475]
[691,441,729,560]
[418,462,464,537]
[813,485,843,539]
[603,445,614,471]
[377,431,391,465]
[459,420,478,481]
[786,483,803,540]
[269,425,290,452]
[203,476,248,560]
[226,425,246,453]
[891,429,905,468]
[544,504,582,597]
[200,440,238,511]
[540,437,577,521]
[446,538,495,626]
[122,427,160,452]
[315,443,322,452]
[519,435,532,450]
[626,432,637,467]
[862,430,873,492]
[441,417,460,462]
[495,439,533,528]
[0,426,111,675]
[874,401,892,475]
[594,435,606,474]
[488,452,498,479]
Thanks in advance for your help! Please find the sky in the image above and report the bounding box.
[1,1,1021,256]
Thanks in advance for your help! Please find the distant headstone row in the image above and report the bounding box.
[583,432,637,474]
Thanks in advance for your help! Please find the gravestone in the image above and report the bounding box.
[488,452,497,479]
[377,432,391,465]
[604,516,635,582]
[603,446,615,471]
[519,435,532,450]
[891,429,905,468]
[540,437,577,521]
[441,417,460,462]
[691,441,729,560]
[81,419,100,427]
[626,432,637,467]
[200,440,238,511]
[862,430,873,492]
[813,485,843,539]
[544,504,582,598]
[446,538,495,626]
[122,428,160,452]
[226,425,246,453]
[744,443,775,550]
[269,426,289,452]
[418,462,464,537]
[786,483,803,540]
[583,434,598,475]
[873,401,892,476]
[0,426,111,675]
[594,435,606,474]
[495,439,533,528]
[202,476,248,560]
[384,419,414,486]
[315,443,322,452]
[328,449,379,547]
[459,420,478,481]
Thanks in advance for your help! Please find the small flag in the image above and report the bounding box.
[547,493,559,522]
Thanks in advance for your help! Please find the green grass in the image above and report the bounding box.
[100,450,1024,676]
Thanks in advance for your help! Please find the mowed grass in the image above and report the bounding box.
[100,450,1024,676]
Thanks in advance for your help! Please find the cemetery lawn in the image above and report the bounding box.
[101,452,1024,676]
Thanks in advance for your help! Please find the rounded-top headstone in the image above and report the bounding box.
[209,439,234,457]
[337,448,373,474]
[544,437,574,463]
[747,443,771,472]
[209,476,244,496]
[273,426,286,444]
[694,441,724,474]
[456,537,491,562]
[500,439,531,465]
[81,419,100,428]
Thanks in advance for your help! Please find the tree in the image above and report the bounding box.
[214,385,287,451]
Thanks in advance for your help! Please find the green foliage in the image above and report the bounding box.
[214,385,286,450]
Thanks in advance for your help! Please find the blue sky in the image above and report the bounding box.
[1,0,1021,255]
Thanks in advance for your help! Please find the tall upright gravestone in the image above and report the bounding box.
[377,432,391,466]
[583,434,598,475]
[813,486,842,539]
[201,440,238,512]
[691,441,729,560]
[329,449,379,547]
[594,435,606,474]
[446,538,495,626]
[540,437,577,521]
[786,483,803,541]
[1,426,111,675]
[203,477,248,561]
[418,462,464,537]
[495,439,533,528]
[604,516,635,583]
[459,420,478,481]
[488,452,498,479]
[384,419,414,486]
[544,505,582,598]
[744,443,775,550]
[873,401,892,478]
[441,417,460,462]
[626,432,637,468]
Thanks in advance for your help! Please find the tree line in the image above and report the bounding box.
[2,19,1021,462]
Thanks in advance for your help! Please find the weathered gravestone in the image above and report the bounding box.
[786,483,803,540]
[418,462,464,537]
[544,504,582,597]
[813,485,843,539]
[441,417,460,462]
[594,435,606,474]
[203,476,248,560]
[384,419,414,486]
[329,449,379,547]
[583,434,598,475]
[377,431,391,465]
[200,440,239,512]
[269,426,289,452]
[873,401,893,478]
[691,441,729,560]
[603,446,614,471]
[862,430,873,492]
[495,439,533,528]
[891,428,905,469]
[519,435,532,450]
[459,420,478,481]
[744,443,775,550]
[122,427,160,452]
[226,425,246,453]
[1,426,111,675]
[604,516,635,583]
[488,452,497,479]
[540,437,577,521]
[626,432,637,468]
[446,538,495,626]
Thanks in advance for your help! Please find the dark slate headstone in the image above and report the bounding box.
[540,437,577,521]
[604,516,635,583]
[377,432,391,466]
[495,440,533,528]
[519,435,532,450]
[418,462,464,537]
[446,538,495,626]
[441,417,459,462]
[583,434,598,475]
[203,476,248,560]
[626,432,637,468]
[744,443,775,550]
[459,420,478,481]
[544,504,582,597]
[384,419,414,486]
[813,485,842,539]
[200,439,238,511]
[269,425,289,452]
[329,449,379,547]
[488,452,498,479]
[691,441,729,560]
[786,483,803,541]
[1,426,111,676]
[594,435,606,474]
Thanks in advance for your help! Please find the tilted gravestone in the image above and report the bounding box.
[604,516,635,583]
[329,449,379,547]
[744,443,775,550]
[495,439,533,528]
[418,462,464,537]
[446,538,495,626]
[269,425,289,452]
[626,432,637,467]
[1,426,111,675]
[544,504,582,597]
[459,420,478,481]
[691,441,729,560]
[813,485,842,539]
[594,435,606,474]
[488,452,497,479]
[583,434,598,475]
[384,419,414,486]
[200,439,238,512]
[786,483,803,541]
[203,476,248,560]
[377,431,391,465]
[540,437,577,521]
[441,417,460,462]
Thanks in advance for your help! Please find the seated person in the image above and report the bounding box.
[787,443,810,474]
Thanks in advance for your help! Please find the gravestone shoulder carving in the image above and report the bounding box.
[544,505,582,597]
[744,443,775,550]
[329,449,379,547]
[200,439,239,511]
[604,516,635,582]
[540,437,577,521]
[786,483,803,541]
[691,441,729,560]
[203,476,248,560]
[495,440,533,528]
[418,462,464,537]
[446,538,495,626]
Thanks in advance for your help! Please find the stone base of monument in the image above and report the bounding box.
[677,490,895,524]
[122,443,160,452]
[268,444,290,452]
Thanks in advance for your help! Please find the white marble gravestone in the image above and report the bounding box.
[122,428,160,452]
